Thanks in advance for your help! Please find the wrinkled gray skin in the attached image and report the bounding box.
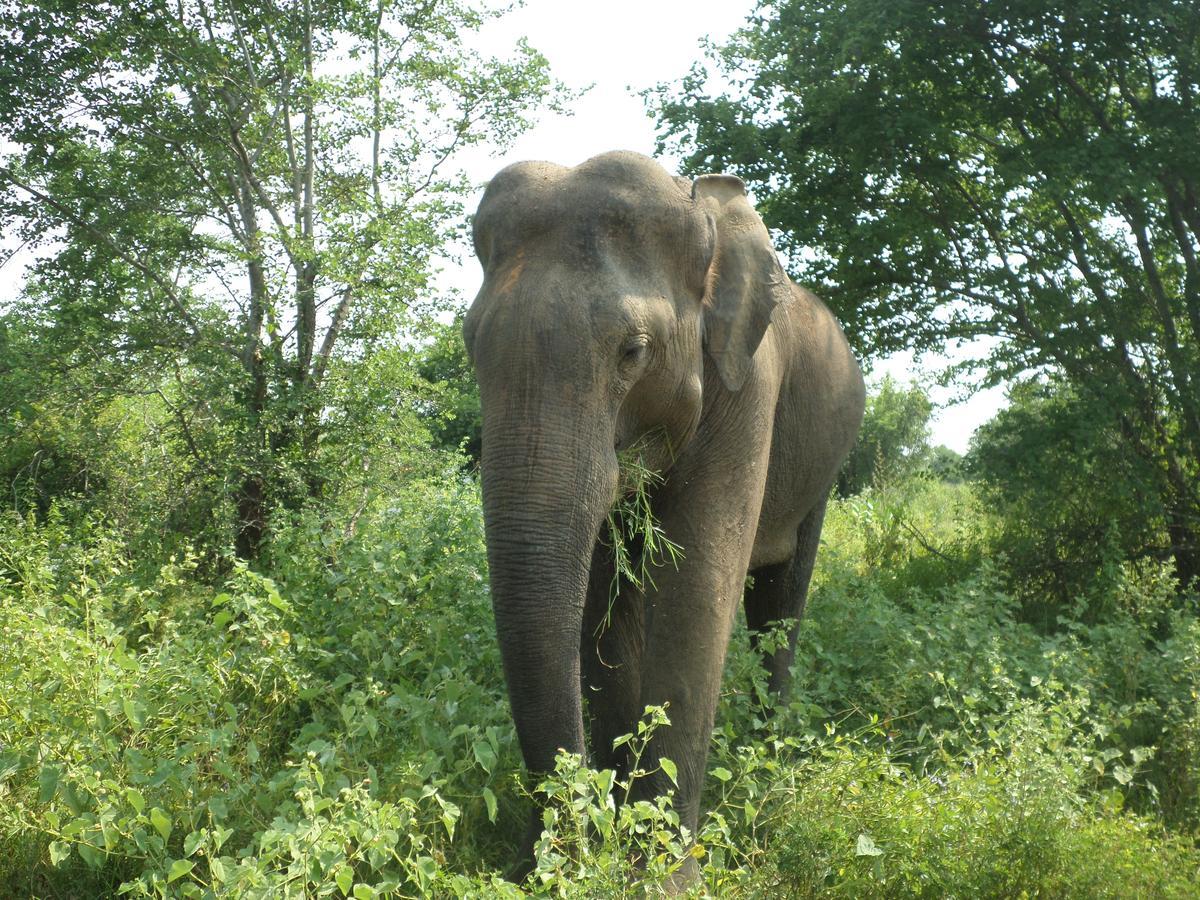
[464,151,864,883]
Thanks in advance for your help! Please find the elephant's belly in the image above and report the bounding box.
[748,528,801,571]
[748,475,822,570]
[748,421,840,571]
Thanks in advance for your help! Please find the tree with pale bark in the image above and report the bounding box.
[0,0,564,557]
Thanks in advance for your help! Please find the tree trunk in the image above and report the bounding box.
[235,471,267,561]
[1167,505,1200,592]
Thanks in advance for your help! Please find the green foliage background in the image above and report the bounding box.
[2,430,1199,896]
[653,0,1200,588]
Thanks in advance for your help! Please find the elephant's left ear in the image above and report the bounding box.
[693,174,792,392]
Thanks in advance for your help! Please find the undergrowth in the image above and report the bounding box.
[1,473,1198,897]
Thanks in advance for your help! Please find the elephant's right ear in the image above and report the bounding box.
[692,174,792,392]
[462,303,481,365]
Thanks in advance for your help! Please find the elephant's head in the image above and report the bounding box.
[463,150,790,779]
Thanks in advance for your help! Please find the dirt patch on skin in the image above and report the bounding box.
[498,247,526,294]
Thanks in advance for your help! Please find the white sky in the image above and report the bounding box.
[444,0,1005,453]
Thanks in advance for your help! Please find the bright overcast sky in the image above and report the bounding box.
[444,0,1005,454]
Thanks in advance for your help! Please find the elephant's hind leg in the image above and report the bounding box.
[580,541,645,776]
[744,496,828,700]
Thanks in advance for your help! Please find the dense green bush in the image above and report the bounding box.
[793,477,1200,831]
[0,315,477,569]
[410,314,482,465]
[836,377,937,497]
[2,471,1198,897]
[0,472,522,897]
[967,380,1175,620]
[749,713,1200,899]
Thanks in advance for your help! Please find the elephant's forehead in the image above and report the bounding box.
[477,163,699,265]
[485,185,680,251]
[486,255,662,325]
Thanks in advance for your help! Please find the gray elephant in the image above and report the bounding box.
[464,151,865,881]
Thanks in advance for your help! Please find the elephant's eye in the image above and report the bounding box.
[619,336,650,369]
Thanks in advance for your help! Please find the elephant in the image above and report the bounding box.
[464,150,865,882]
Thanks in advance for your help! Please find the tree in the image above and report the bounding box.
[0,0,562,557]
[837,376,932,496]
[412,313,482,464]
[967,379,1169,620]
[653,0,1200,589]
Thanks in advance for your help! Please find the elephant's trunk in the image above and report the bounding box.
[480,412,617,776]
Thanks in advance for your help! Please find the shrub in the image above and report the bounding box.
[2,468,1198,896]
[966,380,1174,620]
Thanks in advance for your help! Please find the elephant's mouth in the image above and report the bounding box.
[613,426,675,494]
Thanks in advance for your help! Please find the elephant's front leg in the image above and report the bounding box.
[580,540,644,777]
[631,428,773,839]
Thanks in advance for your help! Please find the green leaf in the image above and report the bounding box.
[183,830,204,856]
[62,817,89,837]
[111,643,139,672]
[440,798,460,840]
[123,698,147,730]
[472,740,497,774]
[150,807,172,841]
[482,786,498,823]
[0,751,21,783]
[48,840,72,866]
[167,859,194,882]
[61,781,85,815]
[660,757,678,786]
[335,864,354,896]
[125,787,146,814]
[415,856,439,880]
[38,764,60,804]
[711,767,733,782]
[77,841,104,868]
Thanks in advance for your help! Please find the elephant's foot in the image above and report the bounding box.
[660,855,702,895]
[503,813,541,884]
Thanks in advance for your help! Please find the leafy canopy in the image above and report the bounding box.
[0,0,566,556]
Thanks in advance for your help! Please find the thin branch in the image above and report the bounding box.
[227,1,261,92]
[400,105,486,204]
[901,520,955,562]
[227,126,302,271]
[312,286,353,387]
[0,166,228,352]
[296,0,318,382]
[1119,198,1200,448]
